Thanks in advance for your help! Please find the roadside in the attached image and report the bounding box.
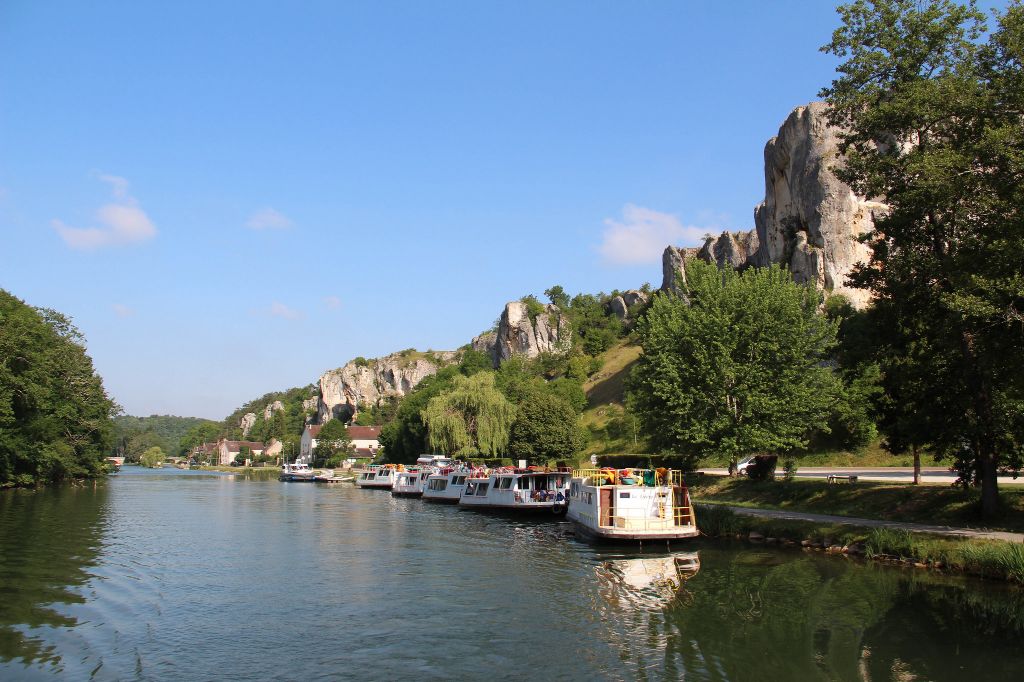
[698,466,1024,485]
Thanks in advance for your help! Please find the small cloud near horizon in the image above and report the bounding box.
[598,204,710,266]
[323,295,341,310]
[112,303,134,318]
[268,301,303,320]
[246,207,293,230]
[53,174,157,250]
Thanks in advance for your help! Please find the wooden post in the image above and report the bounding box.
[912,444,920,486]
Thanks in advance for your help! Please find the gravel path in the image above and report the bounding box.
[697,502,1024,543]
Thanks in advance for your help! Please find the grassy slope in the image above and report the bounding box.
[688,475,1024,533]
[580,340,644,458]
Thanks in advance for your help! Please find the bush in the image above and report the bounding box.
[783,458,798,481]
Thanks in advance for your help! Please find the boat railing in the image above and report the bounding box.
[572,468,687,488]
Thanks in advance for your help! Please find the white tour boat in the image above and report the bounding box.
[279,462,316,482]
[391,468,435,497]
[567,468,699,542]
[458,469,571,513]
[354,465,398,490]
[422,468,481,503]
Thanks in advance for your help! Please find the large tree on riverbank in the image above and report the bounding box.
[821,0,1024,516]
[629,261,842,470]
[0,290,117,486]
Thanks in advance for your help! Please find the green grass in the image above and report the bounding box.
[688,475,1024,533]
[695,505,1024,584]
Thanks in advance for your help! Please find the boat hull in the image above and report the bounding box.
[570,519,699,543]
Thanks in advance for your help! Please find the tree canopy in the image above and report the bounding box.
[0,290,117,486]
[628,261,842,468]
[822,0,1024,515]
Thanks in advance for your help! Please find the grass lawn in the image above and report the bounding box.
[688,475,1024,533]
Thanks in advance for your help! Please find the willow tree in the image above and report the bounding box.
[421,372,515,457]
[628,261,841,470]
[822,0,1024,516]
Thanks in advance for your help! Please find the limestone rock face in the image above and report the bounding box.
[661,102,884,309]
[302,397,319,424]
[608,290,650,321]
[240,412,257,437]
[753,102,881,307]
[491,301,571,365]
[263,400,284,421]
[316,351,458,423]
[471,331,498,360]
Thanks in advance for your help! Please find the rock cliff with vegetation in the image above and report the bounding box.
[663,101,886,308]
[472,299,572,367]
[316,350,459,423]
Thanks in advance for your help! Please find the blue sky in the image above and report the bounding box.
[0,1,999,419]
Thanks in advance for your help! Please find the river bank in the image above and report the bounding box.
[696,504,1024,584]
[688,474,1024,532]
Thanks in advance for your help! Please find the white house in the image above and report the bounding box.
[298,424,322,465]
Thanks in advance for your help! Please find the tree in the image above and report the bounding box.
[628,260,842,470]
[821,0,1024,515]
[421,372,515,457]
[313,419,353,467]
[0,291,117,486]
[544,285,570,309]
[140,446,164,468]
[507,388,585,463]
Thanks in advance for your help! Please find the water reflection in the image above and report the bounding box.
[0,482,109,669]
[595,552,701,610]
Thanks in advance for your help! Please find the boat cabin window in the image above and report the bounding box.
[620,492,631,498]
[499,477,513,489]
[515,478,531,491]
[475,483,489,496]
[453,476,465,485]
[570,482,579,497]
[465,481,478,495]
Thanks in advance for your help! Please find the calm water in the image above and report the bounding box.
[1,468,1023,681]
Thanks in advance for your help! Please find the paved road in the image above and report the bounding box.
[696,502,1024,543]
[698,466,1024,485]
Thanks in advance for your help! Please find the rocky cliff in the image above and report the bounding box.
[472,300,571,367]
[316,350,459,423]
[663,102,885,308]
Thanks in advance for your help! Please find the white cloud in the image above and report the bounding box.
[269,302,303,320]
[53,174,157,250]
[112,303,134,318]
[246,207,293,230]
[323,295,341,310]
[598,204,709,266]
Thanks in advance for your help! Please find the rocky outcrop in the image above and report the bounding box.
[317,350,458,423]
[662,102,885,308]
[263,400,284,421]
[484,301,571,366]
[302,397,318,424]
[240,412,257,437]
[608,290,650,322]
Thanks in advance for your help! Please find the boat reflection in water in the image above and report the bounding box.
[595,552,700,610]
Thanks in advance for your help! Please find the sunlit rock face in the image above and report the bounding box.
[316,351,457,423]
[472,300,572,367]
[663,102,886,309]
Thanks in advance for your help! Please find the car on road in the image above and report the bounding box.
[735,456,756,475]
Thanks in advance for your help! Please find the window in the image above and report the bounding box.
[476,483,489,496]
[499,478,513,489]
[620,492,631,499]
[466,481,478,495]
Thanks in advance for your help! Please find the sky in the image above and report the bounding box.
[0,1,1002,420]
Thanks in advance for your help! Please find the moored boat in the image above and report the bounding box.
[422,467,481,503]
[458,469,571,513]
[354,464,398,490]
[392,468,435,497]
[280,462,316,482]
[567,468,699,542]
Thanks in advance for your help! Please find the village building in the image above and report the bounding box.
[216,440,265,466]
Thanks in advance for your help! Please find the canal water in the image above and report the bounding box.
[2,467,1023,681]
